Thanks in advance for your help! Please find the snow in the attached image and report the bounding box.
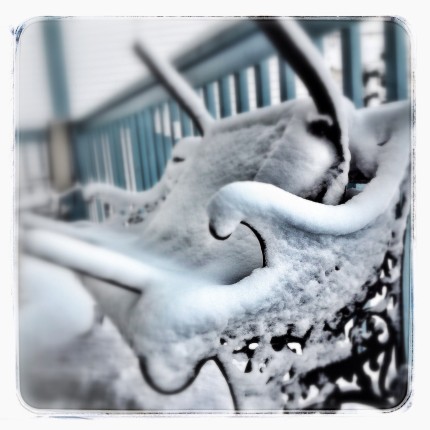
[208,101,410,240]
[18,51,411,411]
[19,256,96,365]
[20,94,411,408]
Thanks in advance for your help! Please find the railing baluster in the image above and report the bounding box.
[108,124,125,188]
[161,103,174,162]
[168,101,181,143]
[203,82,217,118]
[384,20,408,102]
[254,60,271,107]
[234,69,250,113]
[151,106,166,179]
[218,75,232,118]
[278,57,296,101]
[127,116,144,191]
[341,23,363,107]
[180,110,192,138]
[142,109,159,186]
[135,112,152,190]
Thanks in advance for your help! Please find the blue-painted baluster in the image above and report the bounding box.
[109,123,126,188]
[254,59,271,107]
[151,106,165,179]
[127,116,144,191]
[119,119,134,191]
[180,108,192,138]
[192,88,203,136]
[341,22,363,108]
[169,101,182,143]
[218,75,232,118]
[102,127,114,184]
[106,127,118,186]
[384,20,409,102]
[279,57,296,101]
[93,130,102,185]
[203,82,217,118]
[74,134,84,183]
[94,129,106,182]
[135,112,152,190]
[142,109,158,186]
[78,135,87,184]
[87,132,97,182]
[234,69,250,113]
[161,103,174,163]
[68,132,87,220]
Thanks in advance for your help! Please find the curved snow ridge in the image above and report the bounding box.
[207,120,410,238]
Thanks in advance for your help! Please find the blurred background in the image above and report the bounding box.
[16,18,409,222]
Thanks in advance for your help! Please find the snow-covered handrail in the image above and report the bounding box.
[208,102,410,250]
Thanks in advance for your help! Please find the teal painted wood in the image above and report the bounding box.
[234,69,250,113]
[127,116,144,191]
[218,76,232,118]
[151,107,166,180]
[94,129,106,181]
[168,101,181,142]
[87,133,98,182]
[80,135,91,183]
[341,23,363,108]
[142,110,159,186]
[82,135,92,183]
[160,104,174,163]
[135,112,152,190]
[203,82,217,118]
[384,20,409,102]
[279,57,296,101]
[92,131,102,181]
[41,20,70,119]
[108,124,126,188]
[254,60,271,107]
[106,127,118,186]
[90,132,98,181]
[180,109,192,138]
[75,135,88,183]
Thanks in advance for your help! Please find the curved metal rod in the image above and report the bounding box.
[138,355,239,411]
[257,19,350,203]
[133,41,214,136]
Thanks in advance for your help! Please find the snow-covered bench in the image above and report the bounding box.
[20,19,411,412]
